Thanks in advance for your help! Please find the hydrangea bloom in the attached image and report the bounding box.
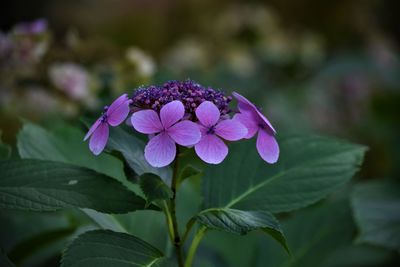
[195,101,247,164]
[84,94,132,155]
[233,92,279,163]
[85,80,279,167]
[131,100,201,167]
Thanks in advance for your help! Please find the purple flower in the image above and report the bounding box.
[232,92,279,163]
[131,100,201,167]
[194,101,247,164]
[84,94,132,155]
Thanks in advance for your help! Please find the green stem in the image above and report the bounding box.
[171,151,184,267]
[184,226,207,267]
[162,200,175,243]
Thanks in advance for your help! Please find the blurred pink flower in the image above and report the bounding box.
[49,63,90,100]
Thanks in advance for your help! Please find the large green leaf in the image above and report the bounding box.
[254,200,355,267]
[61,230,175,267]
[195,208,288,252]
[351,181,400,250]
[17,123,125,181]
[203,136,366,213]
[107,127,172,181]
[0,160,146,213]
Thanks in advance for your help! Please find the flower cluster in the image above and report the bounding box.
[85,80,279,167]
[132,80,232,119]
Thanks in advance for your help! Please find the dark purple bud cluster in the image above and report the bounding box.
[131,80,232,118]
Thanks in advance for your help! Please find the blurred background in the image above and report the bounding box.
[0,0,399,266]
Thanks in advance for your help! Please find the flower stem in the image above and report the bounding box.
[162,200,175,243]
[184,226,207,267]
[171,151,184,267]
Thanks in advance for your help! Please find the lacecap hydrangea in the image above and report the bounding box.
[84,80,279,167]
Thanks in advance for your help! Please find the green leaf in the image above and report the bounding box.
[203,136,366,213]
[140,173,173,204]
[179,165,202,184]
[351,180,400,250]
[107,127,172,181]
[61,230,174,267]
[17,122,125,182]
[0,159,147,213]
[195,208,288,252]
[254,200,355,267]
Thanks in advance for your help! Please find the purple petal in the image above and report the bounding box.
[233,112,258,139]
[107,99,131,126]
[233,92,276,134]
[89,122,109,156]
[84,118,101,141]
[255,109,276,134]
[215,119,248,141]
[256,129,279,164]
[160,100,185,129]
[232,92,256,113]
[195,134,228,164]
[107,94,129,116]
[167,120,201,146]
[145,132,176,167]
[131,110,163,134]
[195,101,220,127]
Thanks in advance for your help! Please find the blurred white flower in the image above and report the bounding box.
[225,47,257,77]
[163,39,208,72]
[126,47,156,77]
[49,63,90,100]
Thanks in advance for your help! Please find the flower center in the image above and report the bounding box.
[207,125,216,135]
[258,123,265,129]
[101,106,109,122]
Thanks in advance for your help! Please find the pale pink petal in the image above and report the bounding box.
[144,132,176,167]
[107,100,131,126]
[195,134,228,164]
[89,123,109,156]
[84,118,101,141]
[107,94,129,115]
[131,110,163,134]
[167,120,201,146]
[160,100,185,129]
[233,112,258,139]
[195,101,220,127]
[256,129,279,164]
[215,119,248,141]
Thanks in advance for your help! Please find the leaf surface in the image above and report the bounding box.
[203,136,366,213]
[0,160,146,213]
